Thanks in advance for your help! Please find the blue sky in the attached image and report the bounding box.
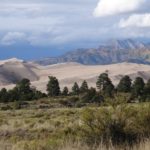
[0,0,150,60]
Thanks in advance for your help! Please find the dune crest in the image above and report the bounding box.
[0,59,150,92]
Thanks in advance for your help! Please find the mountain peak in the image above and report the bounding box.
[35,39,150,66]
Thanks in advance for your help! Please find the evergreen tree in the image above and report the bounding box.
[96,73,114,97]
[8,87,19,102]
[62,87,69,96]
[16,78,34,101]
[47,76,60,97]
[1,78,48,102]
[144,79,150,101]
[81,87,104,103]
[96,73,108,90]
[72,82,80,95]
[117,76,132,93]
[132,77,145,99]
[80,80,89,93]
[34,90,47,99]
[0,88,9,102]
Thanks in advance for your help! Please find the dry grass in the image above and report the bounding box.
[60,140,150,150]
[0,102,150,150]
[0,108,80,143]
[0,140,150,150]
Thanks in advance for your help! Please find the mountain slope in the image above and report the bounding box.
[35,39,150,65]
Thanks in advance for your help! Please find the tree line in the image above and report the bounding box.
[0,79,47,103]
[0,73,150,103]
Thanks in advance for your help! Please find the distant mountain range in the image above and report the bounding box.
[35,39,150,65]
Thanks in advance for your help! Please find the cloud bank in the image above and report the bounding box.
[93,0,145,17]
[119,13,150,28]
[1,32,27,45]
[0,0,150,60]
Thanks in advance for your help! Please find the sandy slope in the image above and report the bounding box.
[0,59,150,92]
[0,58,39,85]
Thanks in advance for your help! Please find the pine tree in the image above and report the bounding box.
[80,87,104,103]
[96,73,114,97]
[132,77,145,99]
[72,82,80,95]
[80,80,88,93]
[62,87,69,96]
[0,88,9,102]
[96,73,109,90]
[8,87,19,102]
[47,76,60,97]
[117,76,132,93]
[16,78,34,101]
[144,79,150,101]
[34,90,47,99]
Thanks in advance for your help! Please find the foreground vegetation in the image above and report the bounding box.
[0,97,150,150]
[0,73,150,149]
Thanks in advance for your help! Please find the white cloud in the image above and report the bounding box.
[93,0,145,17]
[119,13,150,28]
[1,32,27,45]
[0,16,63,33]
[0,0,149,48]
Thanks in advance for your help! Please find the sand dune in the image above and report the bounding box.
[0,58,39,85]
[0,59,150,92]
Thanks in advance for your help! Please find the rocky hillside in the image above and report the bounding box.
[35,39,150,65]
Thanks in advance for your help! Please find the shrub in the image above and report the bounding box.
[103,93,130,108]
[1,105,12,111]
[59,96,79,107]
[80,105,150,146]
[13,101,22,110]
[80,88,103,104]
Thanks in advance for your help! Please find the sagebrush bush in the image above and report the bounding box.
[80,104,150,146]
